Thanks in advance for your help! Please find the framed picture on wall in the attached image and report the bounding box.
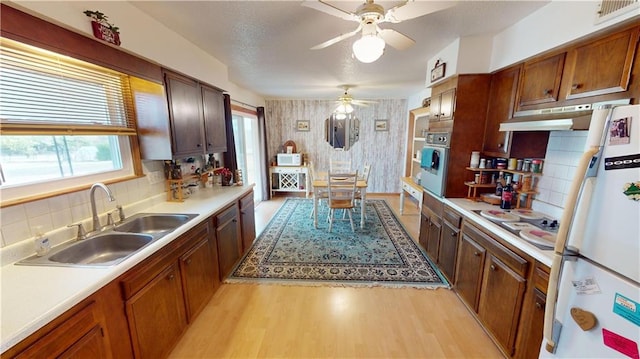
[431,60,446,82]
[375,119,388,131]
[296,120,310,132]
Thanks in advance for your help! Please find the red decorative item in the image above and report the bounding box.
[91,21,120,46]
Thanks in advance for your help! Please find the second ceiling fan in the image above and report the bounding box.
[303,0,455,63]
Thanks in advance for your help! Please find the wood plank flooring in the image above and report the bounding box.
[169,195,504,358]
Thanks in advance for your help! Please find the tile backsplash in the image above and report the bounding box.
[532,130,588,218]
[0,161,167,264]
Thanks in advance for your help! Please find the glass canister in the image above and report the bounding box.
[470,151,480,168]
[522,159,532,172]
[532,159,543,173]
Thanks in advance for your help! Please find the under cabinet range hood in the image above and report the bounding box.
[499,99,631,131]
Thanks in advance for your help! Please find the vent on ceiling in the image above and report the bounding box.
[595,0,639,24]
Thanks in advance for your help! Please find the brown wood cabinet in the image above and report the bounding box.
[515,261,550,359]
[215,202,242,280]
[164,69,227,158]
[180,237,217,322]
[516,53,565,108]
[239,191,256,253]
[456,221,528,356]
[429,88,456,122]
[562,26,639,100]
[483,66,520,157]
[418,191,444,260]
[437,205,462,283]
[125,262,187,359]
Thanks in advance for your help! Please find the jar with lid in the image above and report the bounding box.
[532,159,543,173]
[522,159,532,172]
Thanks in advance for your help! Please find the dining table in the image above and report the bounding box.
[312,173,368,229]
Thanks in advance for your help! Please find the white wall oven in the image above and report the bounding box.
[419,132,450,197]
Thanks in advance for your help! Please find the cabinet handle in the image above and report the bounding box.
[185,258,192,265]
[207,143,212,147]
[440,113,445,117]
[497,143,503,148]
[535,302,543,309]
[543,89,552,96]
[490,264,497,271]
[473,251,480,257]
[571,83,582,90]
[232,219,238,223]
[196,143,202,147]
[167,273,175,280]
[450,232,456,237]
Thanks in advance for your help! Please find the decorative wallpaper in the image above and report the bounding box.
[265,99,408,193]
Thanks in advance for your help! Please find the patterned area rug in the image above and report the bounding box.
[227,198,449,288]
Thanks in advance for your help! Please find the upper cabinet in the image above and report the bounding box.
[484,65,520,157]
[430,87,456,122]
[516,53,565,109]
[562,26,639,100]
[164,69,227,158]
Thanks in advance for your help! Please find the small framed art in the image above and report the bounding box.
[375,119,388,131]
[296,120,310,132]
[430,60,446,82]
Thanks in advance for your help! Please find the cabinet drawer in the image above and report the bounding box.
[402,181,422,200]
[215,203,239,226]
[272,167,303,174]
[443,205,462,228]
[533,261,550,294]
[462,222,528,277]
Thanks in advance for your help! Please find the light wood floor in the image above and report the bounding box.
[169,195,504,358]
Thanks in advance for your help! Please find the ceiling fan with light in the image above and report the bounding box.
[333,86,375,118]
[302,0,456,63]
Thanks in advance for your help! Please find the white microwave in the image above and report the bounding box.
[277,153,302,166]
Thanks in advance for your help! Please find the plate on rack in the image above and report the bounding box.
[520,228,557,247]
[480,209,520,222]
[511,209,544,220]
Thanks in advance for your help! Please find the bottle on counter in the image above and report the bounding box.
[501,175,513,210]
[495,171,504,197]
[33,226,50,257]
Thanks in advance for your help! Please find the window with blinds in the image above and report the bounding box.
[0,37,136,201]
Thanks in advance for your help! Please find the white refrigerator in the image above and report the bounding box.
[541,104,640,358]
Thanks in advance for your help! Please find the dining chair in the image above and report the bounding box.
[327,171,358,232]
[354,164,371,219]
[329,157,351,173]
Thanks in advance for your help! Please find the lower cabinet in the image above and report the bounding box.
[456,221,528,356]
[515,261,550,359]
[215,202,242,280]
[437,205,462,283]
[125,262,187,359]
[179,237,217,322]
[239,191,256,253]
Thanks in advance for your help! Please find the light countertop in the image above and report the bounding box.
[0,184,254,353]
[444,198,554,267]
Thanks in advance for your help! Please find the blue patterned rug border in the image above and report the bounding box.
[226,198,450,289]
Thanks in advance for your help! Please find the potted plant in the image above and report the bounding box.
[215,168,233,186]
[84,10,121,46]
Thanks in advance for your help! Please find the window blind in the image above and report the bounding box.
[0,37,136,135]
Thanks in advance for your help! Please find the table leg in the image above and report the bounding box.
[399,184,405,215]
[313,190,319,228]
[360,189,366,229]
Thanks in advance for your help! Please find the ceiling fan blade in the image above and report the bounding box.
[302,0,360,22]
[379,29,415,51]
[384,1,456,23]
[310,25,361,50]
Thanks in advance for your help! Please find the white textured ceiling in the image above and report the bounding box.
[130,1,549,101]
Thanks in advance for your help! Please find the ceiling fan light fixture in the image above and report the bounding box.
[352,34,385,63]
[335,102,354,115]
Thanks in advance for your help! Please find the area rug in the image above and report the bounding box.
[226,198,449,288]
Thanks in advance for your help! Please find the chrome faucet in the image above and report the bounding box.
[90,182,115,232]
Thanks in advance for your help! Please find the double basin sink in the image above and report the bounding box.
[17,213,198,268]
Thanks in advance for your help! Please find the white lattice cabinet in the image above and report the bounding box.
[270,165,309,197]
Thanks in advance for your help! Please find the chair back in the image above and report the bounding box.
[327,171,358,208]
[330,158,352,173]
[362,164,371,182]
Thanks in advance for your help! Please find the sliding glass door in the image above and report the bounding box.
[232,113,263,202]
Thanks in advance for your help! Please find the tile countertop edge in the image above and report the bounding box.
[0,184,255,354]
[443,198,554,268]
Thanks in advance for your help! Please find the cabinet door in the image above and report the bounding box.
[126,263,187,359]
[180,237,216,322]
[216,204,242,280]
[438,220,459,283]
[438,88,456,121]
[58,325,109,359]
[564,27,639,99]
[164,71,205,157]
[455,233,486,311]
[202,85,227,153]
[426,215,441,262]
[240,192,256,253]
[483,66,520,157]
[518,289,547,359]
[517,53,565,108]
[477,254,527,356]
[419,212,430,251]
